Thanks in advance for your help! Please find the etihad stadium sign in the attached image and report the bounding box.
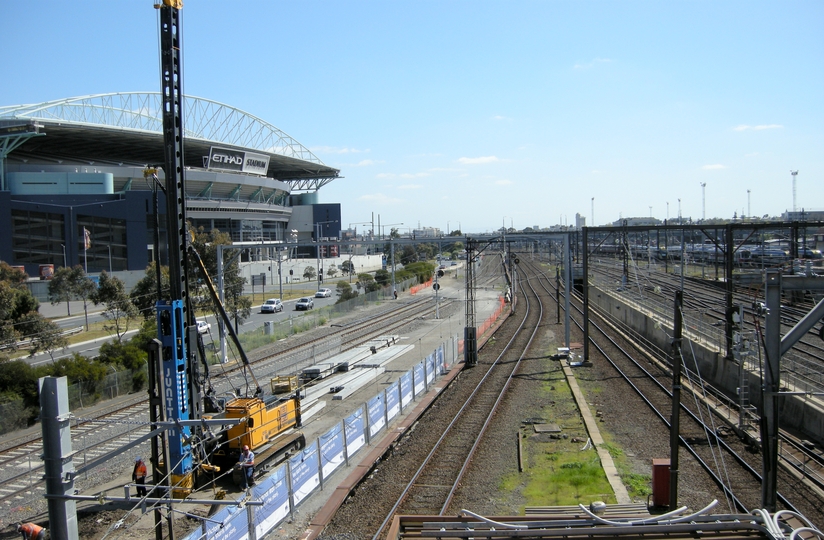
[207,146,270,176]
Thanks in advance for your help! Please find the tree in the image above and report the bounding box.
[97,339,148,391]
[0,263,46,351]
[48,266,76,316]
[189,225,251,330]
[340,260,355,275]
[357,273,379,293]
[326,266,338,279]
[399,245,418,265]
[334,280,359,303]
[20,313,68,360]
[374,269,391,287]
[47,265,96,329]
[303,266,317,281]
[130,262,170,320]
[91,271,138,342]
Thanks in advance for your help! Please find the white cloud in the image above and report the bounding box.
[311,146,370,154]
[457,156,499,165]
[399,172,430,179]
[358,193,403,204]
[573,57,612,70]
[427,167,462,173]
[376,173,396,179]
[397,184,423,190]
[495,179,513,186]
[355,159,382,167]
[702,164,727,170]
[733,124,783,131]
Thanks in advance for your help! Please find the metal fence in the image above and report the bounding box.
[0,363,147,436]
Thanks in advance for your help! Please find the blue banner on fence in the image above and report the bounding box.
[413,362,425,396]
[367,394,386,438]
[289,441,320,506]
[253,464,290,538]
[426,353,435,385]
[182,497,247,540]
[344,407,366,456]
[399,371,413,409]
[385,381,400,422]
[437,344,445,372]
[320,422,345,478]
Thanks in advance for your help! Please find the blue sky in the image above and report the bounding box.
[3,1,822,233]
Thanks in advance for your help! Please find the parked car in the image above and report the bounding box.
[196,320,211,334]
[315,288,332,298]
[261,298,283,313]
[295,297,314,310]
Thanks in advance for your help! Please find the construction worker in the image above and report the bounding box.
[16,522,45,540]
[132,456,148,497]
[238,445,255,489]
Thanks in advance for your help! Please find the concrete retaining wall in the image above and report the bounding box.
[589,285,824,444]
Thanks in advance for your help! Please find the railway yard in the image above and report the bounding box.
[2,246,824,539]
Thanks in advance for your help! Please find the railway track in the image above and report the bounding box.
[590,260,824,394]
[0,289,456,516]
[540,259,824,522]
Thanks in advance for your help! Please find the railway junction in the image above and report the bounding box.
[2,228,824,539]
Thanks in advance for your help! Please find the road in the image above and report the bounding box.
[25,292,340,367]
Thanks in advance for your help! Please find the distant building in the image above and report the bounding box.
[575,213,586,228]
[611,217,660,227]
[782,209,824,222]
[0,94,341,274]
[412,227,441,238]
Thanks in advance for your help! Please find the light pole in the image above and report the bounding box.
[315,220,338,287]
[678,198,682,224]
[666,202,669,222]
[107,244,112,274]
[649,206,653,218]
[381,223,403,295]
[790,170,798,213]
[61,244,66,268]
[591,197,594,227]
[747,189,751,218]
[700,182,707,221]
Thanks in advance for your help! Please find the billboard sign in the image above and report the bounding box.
[208,146,270,176]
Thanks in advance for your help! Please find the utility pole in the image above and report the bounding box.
[747,189,751,218]
[790,170,798,213]
[700,183,707,221]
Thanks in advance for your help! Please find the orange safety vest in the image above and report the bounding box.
[19,523,44,538]
[134,462,147,478]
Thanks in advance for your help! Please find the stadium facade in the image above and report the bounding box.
[0,93,341,276]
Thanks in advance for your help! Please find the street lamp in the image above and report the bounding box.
[315,220,338,286]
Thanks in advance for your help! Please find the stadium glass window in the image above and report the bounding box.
[12,210,65,267]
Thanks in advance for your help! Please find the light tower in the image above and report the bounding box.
[747,189,751,218]
[591,197,595,227]
[790,170,798,213]
[700,182,707,221]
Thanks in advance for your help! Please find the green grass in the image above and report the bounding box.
[512,449,616,506]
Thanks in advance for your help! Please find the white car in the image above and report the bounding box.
[261,298,284,313]
[196,320,211,334]
[295,297,314,310]
[315,288,332,298]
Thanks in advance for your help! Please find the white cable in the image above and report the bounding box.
[681,320,735,513]
[459,509,527,529]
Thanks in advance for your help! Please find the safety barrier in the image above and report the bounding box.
[182,342,451,540]
[409,278,433,295]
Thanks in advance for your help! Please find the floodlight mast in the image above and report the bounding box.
[790,170,798,213]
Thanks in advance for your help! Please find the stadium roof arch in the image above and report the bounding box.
[0,92,339,191]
